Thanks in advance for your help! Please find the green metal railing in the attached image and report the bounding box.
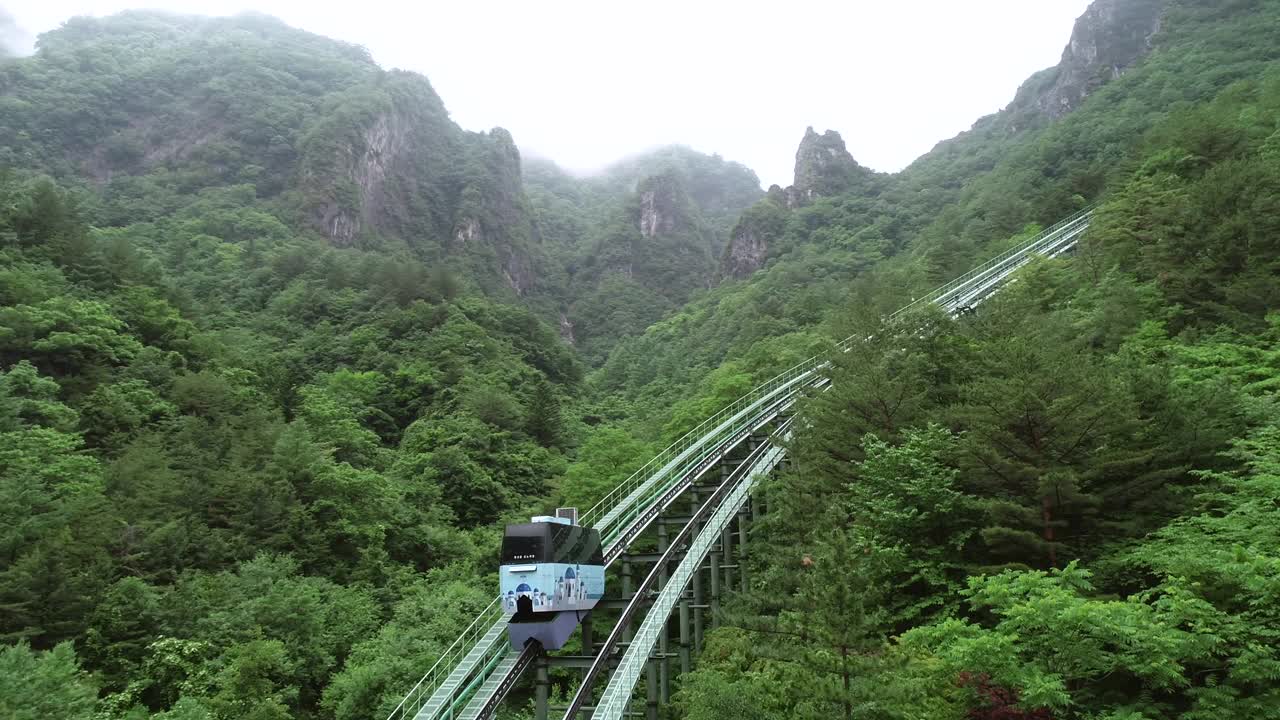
[583,358,818,543]
[889,206,1094,319]
[386,207,1095,720]
[386,599,507,720]
[583,208,1096,546]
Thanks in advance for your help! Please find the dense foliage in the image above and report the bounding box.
[523,148,763,363]
[2,0,1279,719]
[0,166,583,718]
[591,0,1280,432]
[671,1,1280,715]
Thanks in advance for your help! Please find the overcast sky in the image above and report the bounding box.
[5,0,1093,186]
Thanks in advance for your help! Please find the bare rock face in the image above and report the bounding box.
[719,191,788,280]
[476,127,528,232]
[558,311,575,345]
[501,256,533,295]
[485,132,538,297]
[354,113,406,236]
[722,219,769,279]
[1016,0,1167,121]
[637,177,682,238]
[454,217,480,245]
[300,72,458,249]
[451,128,538,295]
[786,127,872,207]
[584,169,713,297]
[312,111,414,247]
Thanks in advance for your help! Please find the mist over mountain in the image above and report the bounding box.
[2,1,1280,719]
[0,11,765,360]
[0,8,33,57]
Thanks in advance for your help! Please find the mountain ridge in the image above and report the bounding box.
[716,0,1171,280]
[3,1,1280,719]
[1,15,765,360]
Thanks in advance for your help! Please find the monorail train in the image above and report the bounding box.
[500,510,604,650]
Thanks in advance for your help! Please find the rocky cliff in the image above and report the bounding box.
[637,173,686,240]
[720,0,1169,280]
[786,127,873,207]
[718,128,874,279]
[450,127,538,295]
[299,74,451,248]
[297,74,540,294]
[1011,0,1167,122]
[521,147,764,361]
[622,171,712,279]
[720,187,788,279]
[560,169,721,361]
[602,146,762,251]
[0,12,544,296]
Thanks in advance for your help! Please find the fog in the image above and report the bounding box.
[5,0,1092,186]
[1,8,34,56]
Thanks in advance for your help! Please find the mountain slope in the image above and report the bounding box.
[1,13,767,331]
[3,1,1280,719]
[524,147,763,362]
[658,1,1280,716]
[596,0,1280,431]
[0,11,547,297]
[0,18,595,718]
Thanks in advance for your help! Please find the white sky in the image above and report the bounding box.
[4,0,1092,187]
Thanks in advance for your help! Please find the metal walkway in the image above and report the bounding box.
[581,438,791,720]
[385,208,1094,720]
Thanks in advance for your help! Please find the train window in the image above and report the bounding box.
[548,526,602,565]
[504,523,601,566]
[549,525,576,563]
[549,525,565,551]
[586,530,603,564]
[501,534,544,563]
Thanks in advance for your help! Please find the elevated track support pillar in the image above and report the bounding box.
[535,655,550,720]
[622,556,634,644]
[690,489,705,652]
[678,595,691,675]
[721,524,733,594]
[645,657,658,720]
[657,524,671,704]
[709,551,721,628]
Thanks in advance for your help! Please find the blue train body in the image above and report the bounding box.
[500,562,605,613]
[500,515,604,650]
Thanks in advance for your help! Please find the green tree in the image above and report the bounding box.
[950,302,1150,570]
[81,379,178,450]
[0,642,98,720]
[0,423,110,643]
[525,374,564,447]
[206,640,296,720]
[322,577,491,720]
[84,577,163,693]
[779,531,891,720]
[0,297,142,381]
[0,359,78,431]
[555,426,655,511]
[845,427,979,626]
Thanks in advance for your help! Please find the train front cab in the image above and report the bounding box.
[500,515,604,650]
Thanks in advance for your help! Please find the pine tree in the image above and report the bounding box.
[525,376,563,448]
[780,530,889,720]
[952,302,1147,571]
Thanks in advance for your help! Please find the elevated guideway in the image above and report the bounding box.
[567,433,791,720]
[386,207,1094,720]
